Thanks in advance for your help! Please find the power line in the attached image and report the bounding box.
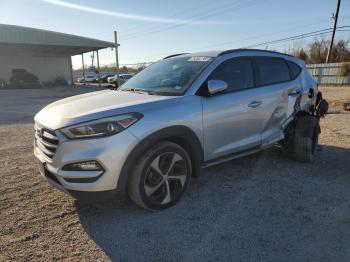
[269,29,350,51]
[189,18,333,51]
[198,15,350,50]
[120,17,338,62]
[246,26,350,48]
[121,23,340,62]
[121,26,350,64]
[117,15,350,63]
[122,0,266,40]
[245,28,333,48]
[121,0,245,39]
[122,14,350,39]
[121,0,244,38]
[119,0,216,36]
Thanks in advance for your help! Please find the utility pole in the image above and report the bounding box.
[114,31,121,88]
[96,50,101,88]
[91,52,95,68]
[81,53,86,85]
[326,0,341,63]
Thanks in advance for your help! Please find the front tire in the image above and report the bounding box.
[127,141,192,211]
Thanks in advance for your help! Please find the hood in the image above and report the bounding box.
[34,90,176,130]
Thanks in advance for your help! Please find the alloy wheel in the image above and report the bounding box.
[143,152,188,205]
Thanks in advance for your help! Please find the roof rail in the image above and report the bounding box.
[163,53,189,59]
[218,49,294,58]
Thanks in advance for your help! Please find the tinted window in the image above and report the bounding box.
[209,59,254,92]
[254,57,290,86]
[286,60,302,79]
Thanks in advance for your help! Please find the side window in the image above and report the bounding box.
[286,60,302,80]
[254,57,290,86]
[209,58,254,92]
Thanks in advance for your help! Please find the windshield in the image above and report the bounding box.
[119,56,213,95]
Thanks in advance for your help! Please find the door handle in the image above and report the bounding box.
[248,101,262,108]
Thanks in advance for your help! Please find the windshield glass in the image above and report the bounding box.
[119,56,213,95]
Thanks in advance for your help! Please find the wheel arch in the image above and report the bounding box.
[284,111,321,133]
[117,125,203,195]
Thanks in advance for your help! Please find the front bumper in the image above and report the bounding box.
[34,129,139,199]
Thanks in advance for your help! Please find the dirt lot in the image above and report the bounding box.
[1,86,350,261]
[319,85,350,110]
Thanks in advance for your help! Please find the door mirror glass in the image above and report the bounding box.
[207,80,228,95]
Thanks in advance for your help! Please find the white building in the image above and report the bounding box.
[0,24,114,85]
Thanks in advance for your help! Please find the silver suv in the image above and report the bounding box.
[34,49,324,210]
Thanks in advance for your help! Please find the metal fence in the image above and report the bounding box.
[306,62,350,85]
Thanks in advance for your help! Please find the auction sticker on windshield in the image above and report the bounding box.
[188,56,211,62]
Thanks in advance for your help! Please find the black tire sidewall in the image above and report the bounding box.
[133,142,192,210]
[293,116,319,162]
[312,128,319,154]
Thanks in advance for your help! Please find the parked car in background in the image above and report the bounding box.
[96,73,115,83]
[34,49,327,211]
[107,73,134,86]
[76,75,96,83]
[0,79,6,88]
[84,75,96,83]
[10,69,40,87]
[76,77,84,83]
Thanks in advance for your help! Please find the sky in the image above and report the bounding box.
[0,0,350,69]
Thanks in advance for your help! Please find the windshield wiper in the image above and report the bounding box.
[121,88,150,94]
[121,88,176,96]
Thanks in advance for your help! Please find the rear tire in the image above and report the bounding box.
[127,141,192,211]
[293,115,320,162]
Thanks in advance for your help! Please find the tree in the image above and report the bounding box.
[289,38,350,64]
[331,39,350,63]
[292,48,308,62]
[136,63,147,72]
[120,66,128,73]
[308,39,328,64]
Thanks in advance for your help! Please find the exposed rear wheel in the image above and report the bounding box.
[293,115,320,162]
[127,142,192,211]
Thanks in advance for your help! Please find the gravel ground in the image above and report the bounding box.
[319,85,350,110]
[1,86,350,261]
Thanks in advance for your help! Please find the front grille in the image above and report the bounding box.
[34,123,59,161]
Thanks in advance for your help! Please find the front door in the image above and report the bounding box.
[201,57,263,161]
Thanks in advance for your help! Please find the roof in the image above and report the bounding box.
[163,51,220,59]
[0,24,115,56]
[218,49,294,58]
[164,49,295,59]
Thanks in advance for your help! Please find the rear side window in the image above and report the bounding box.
[286,60,302,79]
[209,58,254,92]
[254,57,290,86]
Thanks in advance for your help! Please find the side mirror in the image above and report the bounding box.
[207,80,228,95]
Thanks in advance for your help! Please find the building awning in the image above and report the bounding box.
[0,24,115,56]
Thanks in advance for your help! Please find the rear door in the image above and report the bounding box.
[252,56,301,146]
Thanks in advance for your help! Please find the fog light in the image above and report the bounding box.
[62,161,104,171]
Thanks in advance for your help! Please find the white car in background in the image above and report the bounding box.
[84,75,96,83]
[107,73,134,86]
[76,77,84,83]
[76,75,96,83]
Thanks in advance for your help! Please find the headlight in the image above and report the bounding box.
[60,113,142,139]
